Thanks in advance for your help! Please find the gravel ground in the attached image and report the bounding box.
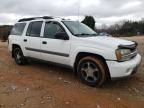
[0,36,144,108]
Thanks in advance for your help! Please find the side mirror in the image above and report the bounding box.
[55,32,69,40]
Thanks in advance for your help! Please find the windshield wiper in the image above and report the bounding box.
[75,33,89,36]
[89,33,98,36]
[75,33,97,36]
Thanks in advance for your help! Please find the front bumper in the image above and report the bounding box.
[106,54,142,79]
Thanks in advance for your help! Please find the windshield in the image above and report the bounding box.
[63,21,97,37]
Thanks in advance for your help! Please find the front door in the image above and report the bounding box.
[40,21,71,65]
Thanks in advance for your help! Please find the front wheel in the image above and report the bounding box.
[13,48,27,65]
[77,56,107,87]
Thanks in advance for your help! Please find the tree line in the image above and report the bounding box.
[0,25,13,41]
[82,16,144,37]
[108,20,144,36]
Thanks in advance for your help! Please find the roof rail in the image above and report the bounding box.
[18,16,54,22]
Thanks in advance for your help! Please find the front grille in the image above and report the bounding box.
[123,50,137,59]
[129,44,137,52]
[129,44,137,58]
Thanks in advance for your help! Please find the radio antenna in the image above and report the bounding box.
[78,0,81,34]
[78,0,81,21]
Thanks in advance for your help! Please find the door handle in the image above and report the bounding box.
[42,41,47,44]
[24,39,27,42]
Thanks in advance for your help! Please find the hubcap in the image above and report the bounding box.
[80,61,100,82]
[15,50,22,63]
[16,52,21,60]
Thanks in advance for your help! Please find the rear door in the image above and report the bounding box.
[23,21,43,59]
[40,21,71,65]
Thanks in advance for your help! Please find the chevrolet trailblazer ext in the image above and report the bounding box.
[8,16,142,86]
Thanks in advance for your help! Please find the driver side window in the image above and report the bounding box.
[44,22,65,39]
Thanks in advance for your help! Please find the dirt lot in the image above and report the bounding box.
[0,36,144,108]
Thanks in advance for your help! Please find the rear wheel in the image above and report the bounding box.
[13,48,27,65]
[77,56,107,87]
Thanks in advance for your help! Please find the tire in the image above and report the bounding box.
[13,47,27,65]
[77,56,107,87]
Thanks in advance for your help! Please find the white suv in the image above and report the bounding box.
[8,16,142,86]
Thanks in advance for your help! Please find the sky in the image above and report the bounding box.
[0,0,144,28]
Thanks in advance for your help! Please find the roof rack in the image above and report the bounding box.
[18,16,54,22]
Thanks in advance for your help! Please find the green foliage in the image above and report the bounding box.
[82,16,96,30]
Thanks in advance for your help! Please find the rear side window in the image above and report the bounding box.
[26,21,43,37]
[11,23,26,35]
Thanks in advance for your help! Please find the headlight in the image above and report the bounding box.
[116,49,132,61]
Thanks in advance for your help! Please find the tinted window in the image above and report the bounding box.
[44,22,65,39]
[26,21,42,37]
[11,23,26,35]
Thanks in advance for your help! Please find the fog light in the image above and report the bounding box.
[126,68,132,73]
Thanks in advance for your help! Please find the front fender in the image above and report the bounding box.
[70,46,116,67]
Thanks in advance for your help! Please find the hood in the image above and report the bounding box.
[79,36,135,49]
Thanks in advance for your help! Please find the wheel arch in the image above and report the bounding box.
[12,44,22,58]
[74,52,111,79]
